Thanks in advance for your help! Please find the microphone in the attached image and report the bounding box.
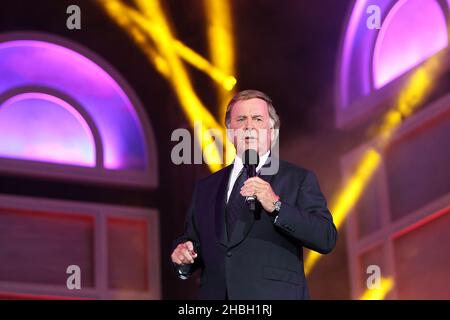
[242,149,260,212]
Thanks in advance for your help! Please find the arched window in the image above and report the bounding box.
[0,92,96,167]
[0,33,160,299]
[336,0,450,127]
[337,1,450,299]
[373,0,448,88]
[0,33,158,187]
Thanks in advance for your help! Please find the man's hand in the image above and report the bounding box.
[240,177,279,212]
[171,241,198,265]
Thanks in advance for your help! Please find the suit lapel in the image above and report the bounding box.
[258,155,277,185]
[227,155,278,248]
[227,208,254,248]
[214,165,232,247]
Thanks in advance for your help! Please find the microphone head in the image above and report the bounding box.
[242,149,260,167]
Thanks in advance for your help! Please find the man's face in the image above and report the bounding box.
[228,98,273,157]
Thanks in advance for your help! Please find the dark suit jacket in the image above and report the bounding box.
[174,158,337,300]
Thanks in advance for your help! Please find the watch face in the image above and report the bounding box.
[274,201,281,211]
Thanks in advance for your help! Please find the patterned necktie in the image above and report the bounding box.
[225,168,248,240]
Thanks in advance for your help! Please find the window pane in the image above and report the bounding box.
[0,93,96,167]
[107,218,149,292]
[385,112,450,221]
[394,210,450,299]
[373,0,448,88]
[356,167,383,239]
[0,208,95,287]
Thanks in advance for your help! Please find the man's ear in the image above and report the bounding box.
[270,127,275,142]
[270,127,280,146]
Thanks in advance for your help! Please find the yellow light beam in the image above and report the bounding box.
[203,0,237,122]
[132,0,235,93]
[360,277,394,300]
[305,53,443,276]
[377,55,438,145]
[100,0,234,171]
[100,1,171,77]
[100,0,225,171]
[133,0,227,171]
[305,149,381,275]
[100,0,238,171]
[100,0,236,91]
[173,40,237,93]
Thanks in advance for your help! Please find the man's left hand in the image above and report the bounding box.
[240,177,279,213]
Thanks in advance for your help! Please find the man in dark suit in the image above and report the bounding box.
[171,90,337,299]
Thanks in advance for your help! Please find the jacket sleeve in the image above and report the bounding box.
[172,183,204,279]
[274,170,337,254]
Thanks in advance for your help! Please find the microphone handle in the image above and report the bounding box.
[247,197,256,211]
[246,164,257,211]
[247,165,257,178]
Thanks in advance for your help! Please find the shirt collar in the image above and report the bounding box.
[233,150,270,173]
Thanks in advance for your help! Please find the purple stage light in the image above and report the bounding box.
[0,40,148,170]
[373,0,448,89]
[0,93,95,167]
[336,0,448,128]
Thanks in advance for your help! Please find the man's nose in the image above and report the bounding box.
[244,118,255,130]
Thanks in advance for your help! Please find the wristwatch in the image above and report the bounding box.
[272,197,282,213]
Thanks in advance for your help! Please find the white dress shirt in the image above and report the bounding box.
[226,151,270,203]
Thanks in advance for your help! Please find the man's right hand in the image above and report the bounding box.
[171,241,198,265]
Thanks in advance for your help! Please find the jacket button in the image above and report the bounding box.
[226,251,232,257]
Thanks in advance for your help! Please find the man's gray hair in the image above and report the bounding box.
[224,90,281,130]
